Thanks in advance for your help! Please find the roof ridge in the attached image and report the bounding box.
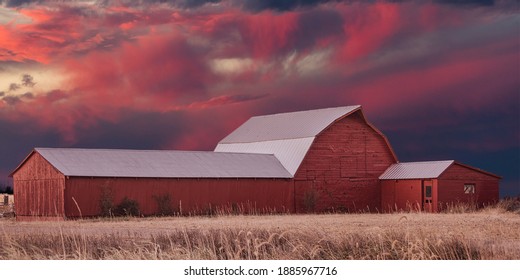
[24,148,293,179]
[36,147,278,156]
[396,160,454,164]
[250,105,361,119]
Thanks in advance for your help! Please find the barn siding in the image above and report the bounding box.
[294,111,396,212]
[12,152,65,218]
[380,180,422,212]
[437,164,499,210]
[64,177,294,217]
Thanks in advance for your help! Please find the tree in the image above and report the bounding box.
[0,179,13,194]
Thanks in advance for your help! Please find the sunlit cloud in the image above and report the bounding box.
[0,0,518,195]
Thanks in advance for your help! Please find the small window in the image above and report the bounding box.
[425,185,432,198]
[464,184,475,194]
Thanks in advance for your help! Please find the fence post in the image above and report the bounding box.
[3,195,8,205]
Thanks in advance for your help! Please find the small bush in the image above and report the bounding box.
[495,197,520,214]
[114,197,140,217]
[153,194,175,216]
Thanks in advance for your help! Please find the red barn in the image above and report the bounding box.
[10,105,500,220]
[380,161,501,212]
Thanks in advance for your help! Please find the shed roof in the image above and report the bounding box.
[215,106,366,176]
[14,148,292,178]
[379,160,455,180]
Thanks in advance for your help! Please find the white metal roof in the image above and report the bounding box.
[379,160,455,180]
[34,148,292,178]
[219,105,361,143]
[215,137,315,175]
[215,106,361,176]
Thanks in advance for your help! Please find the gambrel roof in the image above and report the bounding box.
[219,106,361,143]
[216,105,397,175]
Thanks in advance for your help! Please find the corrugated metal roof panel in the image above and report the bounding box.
[379,160,454,180]
[35,148,292,178]
[220,105,360,143]
[215,137,315,176]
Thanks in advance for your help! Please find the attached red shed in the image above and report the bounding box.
[380,161,500,212]
[11,149,293,220]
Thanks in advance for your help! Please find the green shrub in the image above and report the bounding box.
[114,197,140,217]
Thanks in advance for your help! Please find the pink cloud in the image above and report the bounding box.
[0,1,517,151]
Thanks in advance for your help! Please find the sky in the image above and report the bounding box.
[0,0,518,197]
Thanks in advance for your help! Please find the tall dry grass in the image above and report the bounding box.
[1,226,517,260]
[1,198,518,260]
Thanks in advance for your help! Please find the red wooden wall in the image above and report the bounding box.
[381,179,439,212]
[12,152,65,218]
[381,180,421,212]
[64,177,294,217]
[294,111,396,212]
[437,164,499,210]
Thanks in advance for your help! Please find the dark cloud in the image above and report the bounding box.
[186,93,269,109]
[45,89,68,102]
[239,0,336,12]
[8,83,20,92]
[0,117,64,178]
[21,74,36,87]
[295,8,344,49]
[2,95,20,105]
[96,0,221,8]
[21,92,34,99]
[435,0,495,6]
[177,0,221,8]
[0,0,40,7]
[0,91,4,97]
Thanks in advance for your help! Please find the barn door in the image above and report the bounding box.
[422,180,433,212]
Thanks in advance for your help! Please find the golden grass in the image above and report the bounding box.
[1,207,519,260]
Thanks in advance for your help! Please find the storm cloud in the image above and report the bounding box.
[0,0,518,197]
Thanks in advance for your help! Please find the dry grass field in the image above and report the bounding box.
[0,200,519,260]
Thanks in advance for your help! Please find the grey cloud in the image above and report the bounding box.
[2,95,20,105]
[21,92,34,99]
[8,83,20,92]
[21,74,36,87]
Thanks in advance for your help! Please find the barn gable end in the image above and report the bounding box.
[10,151,66,219]
[437,163,500,210]
[294,110,397,212]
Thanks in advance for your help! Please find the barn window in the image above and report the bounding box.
[464,184,475,194]
[425,185,432,198]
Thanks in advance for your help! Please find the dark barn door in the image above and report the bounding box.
[422,180,433,212]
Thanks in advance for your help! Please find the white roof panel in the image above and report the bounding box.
[379,160,454,180]
[215,137,315,176]
[35,148,292,178]
[220,106,360,143]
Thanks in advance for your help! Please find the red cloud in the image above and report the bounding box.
[0,1,517,151]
